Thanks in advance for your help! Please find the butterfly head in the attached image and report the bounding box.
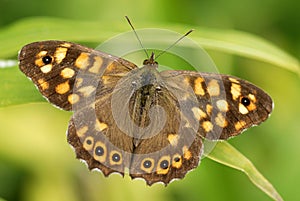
[143,52,158,68]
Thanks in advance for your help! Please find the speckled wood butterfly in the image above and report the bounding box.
[18,31,273,186]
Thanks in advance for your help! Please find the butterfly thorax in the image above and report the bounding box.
[128,64,170,138]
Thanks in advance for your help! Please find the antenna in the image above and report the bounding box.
[156,29,194,59]
[125,16,194,61]
[125,16,149,58]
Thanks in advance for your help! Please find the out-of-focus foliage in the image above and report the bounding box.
[0,0,299,201]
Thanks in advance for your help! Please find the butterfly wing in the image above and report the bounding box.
[160,70,273,140]
[19,40,138,176]
[18,40,137,110]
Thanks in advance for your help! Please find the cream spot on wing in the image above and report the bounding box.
[37,78,49,90]
[54,47,68,64]
[95,119,108,131]
[184,122,191,128]
[101,75,110,84]
[183,77,190,85]
[207,79,220,96]
[181,94,190,101]
[247,103,257,111]
[68,94,80,104]
[167,134,179,146]
[105,62,116,72]
[183,146,192,160]
[202,121,213,132]
[55,80,70,94]
[75,78,83,88]
[206,104,213,115]
[77,126,88,137]
[35,59,44,67]
[231,83,241,100]
[75,52,89,69]
[89,56,103,74]
[234,120,246,131]
[194,77,205,96]
[191,107,207,120]
[239,103,249,114]
[229,77,240,83]
[215,113,228,128]
[216,99,229,112]
[37,51,48,58]
[60,43,71,48]
[40,64,53,73]
[248,93,256,102]
[78,85,96,97]
[60,67,75,79]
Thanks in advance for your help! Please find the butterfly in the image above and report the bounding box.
[18,38,273,186]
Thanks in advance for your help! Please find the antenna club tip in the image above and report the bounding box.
[125,16,130,22]
[185,29,195,36]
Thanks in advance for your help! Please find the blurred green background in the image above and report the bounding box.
[0,0,299,201]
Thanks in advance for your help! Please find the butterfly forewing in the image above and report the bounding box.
[161,70,273,140]
[18,41,137,110]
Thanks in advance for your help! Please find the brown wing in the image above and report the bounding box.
[160,70,273,140]
[18,40,137,110]
[19,40,138,176]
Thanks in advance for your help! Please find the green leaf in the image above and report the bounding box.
[206,141,283,201]
[0,17,299,108]
[192,29,300,75]
[0,65,44,107]
[0,17,299,75]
